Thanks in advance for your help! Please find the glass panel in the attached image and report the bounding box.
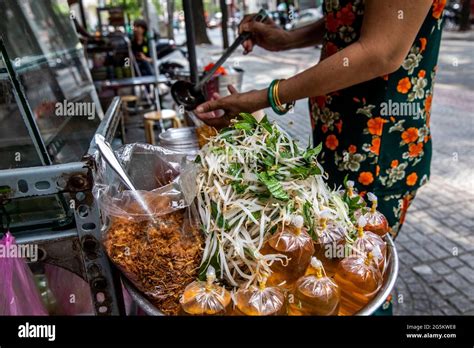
[0,0,103,164]
[0,57,43,169]
[2,194,71,233]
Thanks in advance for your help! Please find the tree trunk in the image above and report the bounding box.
[166,0,175,39]
[459,0,471,31]
[220,0,229,49]
[192,0,212,44]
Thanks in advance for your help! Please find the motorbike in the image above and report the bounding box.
[156,36,187,80]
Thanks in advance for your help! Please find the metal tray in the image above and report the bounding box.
[123,235,398,316]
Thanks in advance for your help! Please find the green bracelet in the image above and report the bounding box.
[268,80,285,115]
[267,79,295,115]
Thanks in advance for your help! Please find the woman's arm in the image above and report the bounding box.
[283,18,326,49]
[279,0,433,102]
[197,0,433,122]
[239,15,326,53]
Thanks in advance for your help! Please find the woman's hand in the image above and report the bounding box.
[239,14,291,54]
[194,85,268,129]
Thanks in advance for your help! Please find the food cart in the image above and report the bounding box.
[0,0,398,317]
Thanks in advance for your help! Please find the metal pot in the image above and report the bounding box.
[123,235,399,316]
[217,67,244,96]
[158,127,199,157]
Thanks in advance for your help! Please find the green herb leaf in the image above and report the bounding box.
[262,155,275,167]
[231,181,248,194]
[280,149,292,158]
[257,172,289,201]
[227,163,242,177]
[343,174,349,187]
[239,112,257,124]
[303,142,322,161]
[198,240,221,280]
[290,164,321,179]
[211,147,225,155]
[252,211,262,221]
[234,122,254,131]
[260,115,273,134]
[210,201,228,229]
[303,201,317,240]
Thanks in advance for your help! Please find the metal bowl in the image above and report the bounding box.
[123,235,398,316]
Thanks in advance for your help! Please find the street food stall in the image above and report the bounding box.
[0,0,398,317]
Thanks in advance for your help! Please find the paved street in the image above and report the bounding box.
[170,27,474,315]
[392,32,474,315]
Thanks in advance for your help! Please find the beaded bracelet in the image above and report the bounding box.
[268,79,295,115]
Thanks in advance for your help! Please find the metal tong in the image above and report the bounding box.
[171,9,268,110]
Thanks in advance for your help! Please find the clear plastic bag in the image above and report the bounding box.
[334,251,383,316]
[93,143,198,220]
[233,274,286,316]
[180,266,231,315]
[260,215,314,288]
[288,258,340,316]
[0,232,48,315]
[313,210,347,276]
[354,193,390,237]
[93,143,203,315]
[352,216,387,273]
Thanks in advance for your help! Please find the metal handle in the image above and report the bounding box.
[194,9,268,91]
[94,134,156,220]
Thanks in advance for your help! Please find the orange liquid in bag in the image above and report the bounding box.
[313,218,347,277]
[354,208,389,237]
[180,266,231,315]
[354,193,390,237]
[234,277,286,316]
[260,216,314,288]
[334,252,383,316]
[288,258,340,316]
[353,226,387,273]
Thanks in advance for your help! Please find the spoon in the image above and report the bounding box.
[94,134,157,226]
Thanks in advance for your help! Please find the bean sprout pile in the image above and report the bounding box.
[196,113,355,286]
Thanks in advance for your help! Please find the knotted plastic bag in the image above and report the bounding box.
[313,209,347,276]
[260,215,314,288]
[0,232,47,315]
[352,216,387,273]
[334,250,383,316]
[354,193,390,237]
[288,257,340,316]
[180,266,231,315]
[233,274,286,316]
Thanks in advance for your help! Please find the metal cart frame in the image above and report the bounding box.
[0,97,125,316]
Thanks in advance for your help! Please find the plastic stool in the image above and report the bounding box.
[121,95,138,121]
[144,110,182,145]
